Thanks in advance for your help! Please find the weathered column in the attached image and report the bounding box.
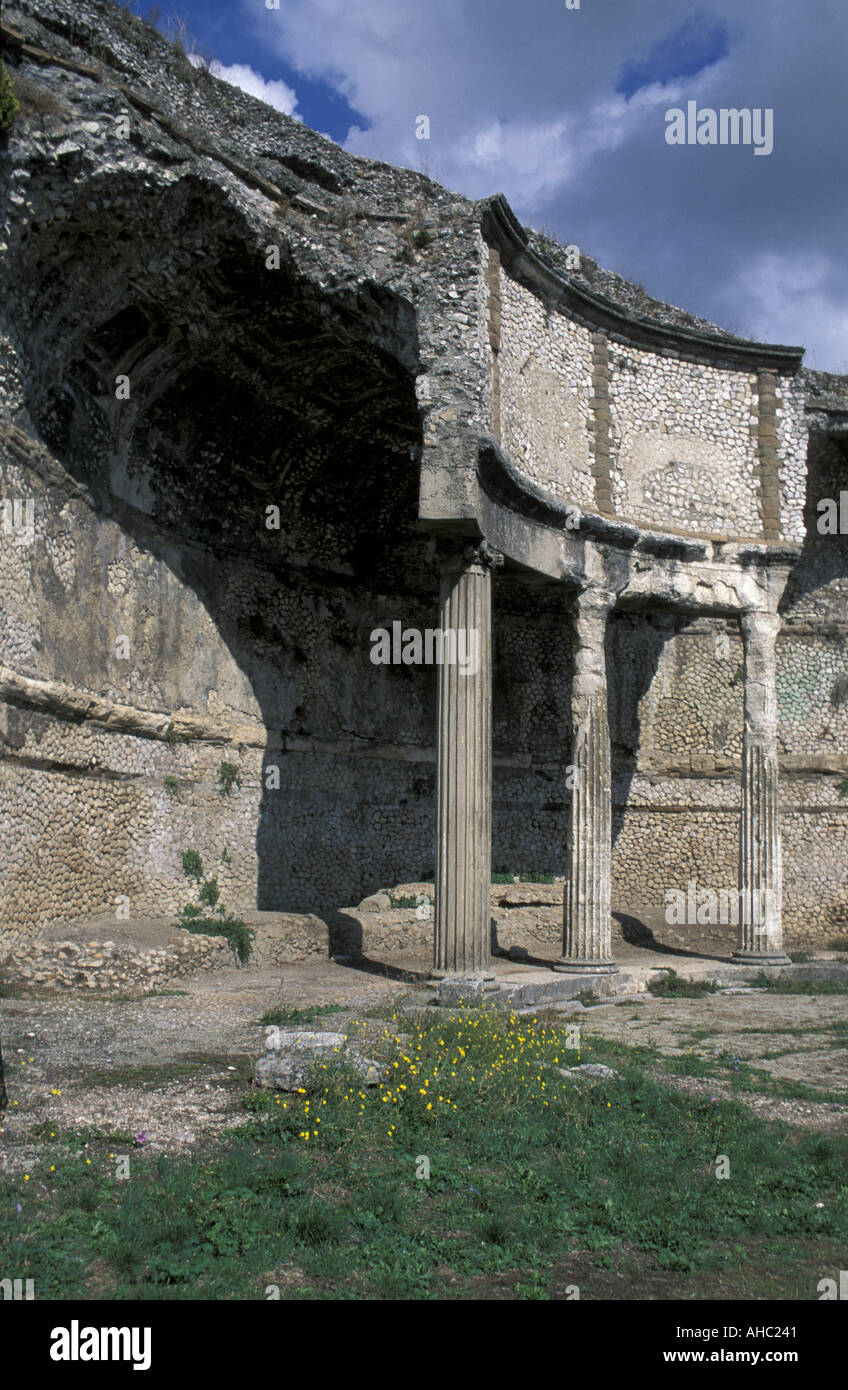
[555,589,618,974]
[433,542,501,977]
[733,609,790,964]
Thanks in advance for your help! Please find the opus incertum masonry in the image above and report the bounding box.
[665,101,774,155]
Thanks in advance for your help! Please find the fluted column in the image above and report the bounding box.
[733,610,789,963]
[556,590,617,974]
[433,542,502,977]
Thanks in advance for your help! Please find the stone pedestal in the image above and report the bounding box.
[433,543,501,978]
[733,610,790,965]
[555,591,618,974]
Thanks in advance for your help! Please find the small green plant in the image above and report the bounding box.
[163,775,180,799]
[174,850,254,962]
[748,971,848,996]
[259,1003,346,1027]
[827,936,848,951]
[181,849,204,881]
[218,761,240,796]
[389,892,433,910]
[413,227,433,249]
[838,779,848,800]
[0,61,20,133]
[221,847,231,865]
[647,969,719,998]
[199,877,220,910]
[179,915,254,964]
[164,723,191,746]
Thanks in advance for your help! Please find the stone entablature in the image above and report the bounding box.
[479,195,806,546]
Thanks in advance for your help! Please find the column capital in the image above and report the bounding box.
[439,539,504,577]
[740,609,781,642]
[573,585,615,617]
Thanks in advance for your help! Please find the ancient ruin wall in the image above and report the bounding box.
[0,0,846,952]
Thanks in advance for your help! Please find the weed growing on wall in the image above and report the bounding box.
[174,851,254,963]
[0,61,20,133]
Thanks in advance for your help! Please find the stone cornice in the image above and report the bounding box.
[479,194,805,373]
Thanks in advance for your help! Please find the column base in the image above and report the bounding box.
[429,969,496,982]
[553,958,619,975]
[731,950,791,966]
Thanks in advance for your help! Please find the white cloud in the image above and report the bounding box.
[191,56,300,117]
[236,0,848,368]
[718,252,848,371]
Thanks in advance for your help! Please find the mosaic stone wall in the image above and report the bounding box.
[496,260,596,509]
[610,349,761,536]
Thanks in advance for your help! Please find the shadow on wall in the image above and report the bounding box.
[8,173,455,917]
[781,432,848,620]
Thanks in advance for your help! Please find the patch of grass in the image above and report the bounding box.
[258,1004,347,1028]
[218,761,240,796]
[163,774,180,799]
[164,723,192,745]
[827,936,848,951]
[0,61,21,131]
[748,972,848,996]
[647,970,719,999]
[181,850,203,881]
[577,990,604,1007]
[4,1012,847,1299]
[177,915,254,965]
[491,872,556,885]
[174,850,253,961]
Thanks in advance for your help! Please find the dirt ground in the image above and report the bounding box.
[1,946,846,1172]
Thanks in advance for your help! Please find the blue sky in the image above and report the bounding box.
[140,0,848,370]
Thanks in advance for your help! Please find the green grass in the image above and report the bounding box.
[748,972,848,996]
[491,873,556,885]
[176,916,254,964]
[258,1004,348,1028]
[3,1009,846,1299]
[647,970,720,999]
[656,1045,846,1105]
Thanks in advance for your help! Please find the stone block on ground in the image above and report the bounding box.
[436,976,498,1007]
[358,892,391,914]
[254,1026,387,1091]
[244,912,329,964]
[557,1063,618,1083]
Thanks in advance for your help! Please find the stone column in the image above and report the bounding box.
[433,542,501,977]
[733,610,790,964]
[555,590,618,974]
